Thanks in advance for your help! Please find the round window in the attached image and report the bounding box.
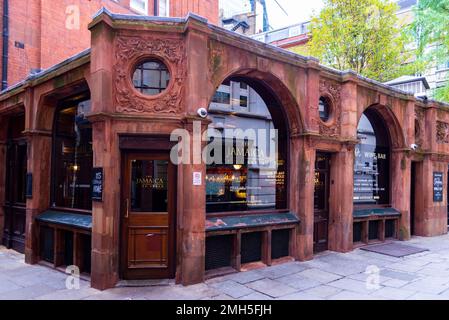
[318,97,331,122]
[132,59,170,96]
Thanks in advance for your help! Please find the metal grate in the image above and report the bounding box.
[241,232,262,264]
[81,234,92,274]
[385,220,395,238]
[205,235,233,270]
[271,229,290,259]
[40,226,54,263]
[353,222,363,242]
[369,220,380,240]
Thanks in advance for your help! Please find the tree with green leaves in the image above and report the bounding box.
[297,0,411,82]
[411,0,449,102]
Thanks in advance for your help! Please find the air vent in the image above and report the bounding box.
[241,232,262,264]
[369,220,380,240]
[40,226,54,263]
[385,220,395,238]
[353,222,363,242]
[271,229,290,259]
[205,235,233,270]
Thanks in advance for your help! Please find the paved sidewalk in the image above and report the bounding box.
[2,235,449,300]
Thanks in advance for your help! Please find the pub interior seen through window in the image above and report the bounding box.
[353,109,390,205]
[206,78,287,213]
[52,96,93,211]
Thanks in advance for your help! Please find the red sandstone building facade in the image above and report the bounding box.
[0,9,448,290]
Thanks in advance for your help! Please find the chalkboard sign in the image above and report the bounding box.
[433,172,444,202]
[92,168,103,202]
[26,173,32,199]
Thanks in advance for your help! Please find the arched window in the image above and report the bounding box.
[353,109,390,205]
[206,78,288,213]
[52,95,93,211]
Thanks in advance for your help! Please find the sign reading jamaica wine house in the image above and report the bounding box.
[353,145,389,204]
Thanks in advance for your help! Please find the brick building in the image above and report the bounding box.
[1,9,449,291]
[0,0,218,89]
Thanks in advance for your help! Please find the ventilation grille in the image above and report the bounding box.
[40,226,54,263]
[385,220,395,238]
[205,235,233,270]
[63,231,74,266]
[353,222,363,242]
[241,232,262,264]
[271,229,290,259]
[369,220,379,240]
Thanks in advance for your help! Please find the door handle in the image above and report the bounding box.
[146,233,155,237]
[125,198,129,218]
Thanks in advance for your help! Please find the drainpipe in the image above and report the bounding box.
[2,0,9,90]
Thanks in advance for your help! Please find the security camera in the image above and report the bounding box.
[197,108,208,118]
[410,144,418,151]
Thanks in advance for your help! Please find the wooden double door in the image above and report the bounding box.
[3,115,27,253]
[120,152,176,279]
[313,152,330,253]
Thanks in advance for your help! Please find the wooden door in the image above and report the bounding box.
[313,152,330,253]
[3,115,27,253]
[121,153,176,279]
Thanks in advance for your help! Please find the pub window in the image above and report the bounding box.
[353,109,390,205]
[132,59,170,96]
[52,97,93,211]
[206,78,288,213]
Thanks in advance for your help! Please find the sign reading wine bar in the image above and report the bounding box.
[353,145,389,204]
[433,172,443,202]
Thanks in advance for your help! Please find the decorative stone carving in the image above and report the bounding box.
[317,79,341,136]
[208,40,225,85]
[414,107,424,147]
[436,121,449,144]
[114,36,186,113]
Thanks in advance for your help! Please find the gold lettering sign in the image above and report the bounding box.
[136,176,165,189]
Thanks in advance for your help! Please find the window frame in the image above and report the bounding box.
[206,78,289,217]
[132,59,170,96]
[353,109,392,209]
[50,94,93,214]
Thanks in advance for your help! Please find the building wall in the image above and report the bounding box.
[1,12,449,290]
[0,0,218,88]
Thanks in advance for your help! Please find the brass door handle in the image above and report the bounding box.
[125,198,129,218]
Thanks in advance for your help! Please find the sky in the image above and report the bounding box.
[266,0,324,29]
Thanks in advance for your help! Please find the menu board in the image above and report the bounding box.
[433,172,444,202]
[353,144,389,204]
[92,167,103,202]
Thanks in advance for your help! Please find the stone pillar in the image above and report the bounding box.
[25,133,52,264]
[294,137,315,261]
[391,151,411,240]
[0,117,6,243]
[89,14,117,290]
[90,119,120,290]
[414,158,448,236]
[178,119,206,285]
[328,145,354,252]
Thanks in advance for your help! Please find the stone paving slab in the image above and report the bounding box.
[2,235,449,300]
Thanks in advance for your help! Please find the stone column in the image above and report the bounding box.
[328,145,354,252]
[294,136,315,261]
[90,119,120,290]
[0,117,6,243]
[391,150,411,240]
[178,119,206,285]
[414,158,448,236]
[89,14,117,290]
[25,133,52,264]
